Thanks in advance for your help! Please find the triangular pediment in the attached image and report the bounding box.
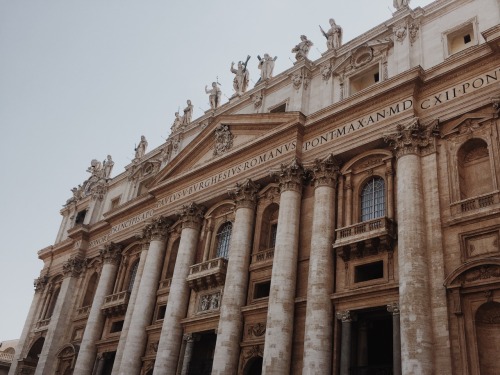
[441,111,494,137]
[149,112,304,189]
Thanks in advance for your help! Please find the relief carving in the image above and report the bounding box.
[213,124,234,156]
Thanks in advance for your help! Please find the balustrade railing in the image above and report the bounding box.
[0,352,14,362]
[335,217,394,243]
[251,248,275,264]
[35,317,51,330]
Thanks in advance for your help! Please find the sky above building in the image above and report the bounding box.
[0,0,433,341]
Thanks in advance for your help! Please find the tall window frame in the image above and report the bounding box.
[360,176,385,222]
[215,222,232,259]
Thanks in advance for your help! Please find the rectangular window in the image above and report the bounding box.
[444,20,477,57]
[110,320,124,333]
[349,64,380,94]
[110,196,121,209]
[157,305,166,321]
[253,281,271,299]
[75,210,87,225]
[354,261,384,283]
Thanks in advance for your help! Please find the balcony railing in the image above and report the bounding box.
[35,317,51,330]
[187,257,228,292]
[101,291,130,316]
[251,248,275,264]
[0,352,14,363]
[451,191,499,215]
[334,217,396,260]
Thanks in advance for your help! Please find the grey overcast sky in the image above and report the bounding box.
[0,0,433,341]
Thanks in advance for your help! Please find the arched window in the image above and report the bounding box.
[81,272,99,307]
[457,138,492,199]
[360,177,385,222]
[45,287,60,319]
[215,222,232,259]
[127,261,139,293]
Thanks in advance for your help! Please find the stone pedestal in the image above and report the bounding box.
[120,217,170,375]
[262,159,304,375]
[153,203,205,374]
[74,243,121,375]
[302,155,339,374]
[212,179,259,375]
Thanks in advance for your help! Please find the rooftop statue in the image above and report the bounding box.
[86,159,103,178]
[135,135,148,159]
[320,19,343,50]
[205,82,222,110]
[103,155,114,179]
[291,35,313,61]
[171,112,183,132]
[256,53,277,84]
[182,100,194,126]
[230,56,251,97]
[393,0,410,10]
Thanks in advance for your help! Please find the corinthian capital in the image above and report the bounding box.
[62,256,86,278]
[100,242,122,265]
[384,118,440,158]
[270,157,305,193]
[34,275,48,292]
[143,216,171,242]
[228,179,260,209]
[308,153,341,188]
[336,310,354,323]
[177,203,206,230]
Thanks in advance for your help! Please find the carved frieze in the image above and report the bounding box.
[213,124,234,156]
[461,265,500,283]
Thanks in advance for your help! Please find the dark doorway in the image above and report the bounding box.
[101,351,116,375]
[351,308,393,375]
[244,356,263,375]
[188,331,216,375]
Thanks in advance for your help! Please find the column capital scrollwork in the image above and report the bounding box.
[336,310,353,323]
[100,242,122,265]
[33,275,49,293]
[228,178,261,209]
[270,157,306,194]
[143,216,171,242]
[387,302,400,315]
[177,203,206,230]
[384,118,440,158]
[62,256,87,278]
[307,153,341,188]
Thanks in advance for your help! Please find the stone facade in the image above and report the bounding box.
[10,1,500,374]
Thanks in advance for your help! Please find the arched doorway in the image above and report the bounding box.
[243,356,263,375]
[476,302,500,375]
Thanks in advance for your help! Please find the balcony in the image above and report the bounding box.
[187,257,228,292]
[450,191,499,215]
[333,217,396,261]
[249,248,274,271]
[101,291,130,316]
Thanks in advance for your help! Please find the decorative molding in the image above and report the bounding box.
[247,322,266,337]
[100,242,122,265]
[198,291,221,312]
[228,179,260,210]
[384,118,440,158]
[320,61,333,81]
[307,153,341,188]
[178,203,206,230]
[409,23,419,45]
[143,216,171,242]
[395,25,407,44]
[270,157,305,194]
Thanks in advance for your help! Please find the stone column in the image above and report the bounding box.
[344,173,353,226]
[119,216,170,375]
[180,334,196,375]
[36,256,85,375]
[262,158,304,375]
[387,302,402,375]
[212,179,260,375]
[153,203,205,374]
[8,277,47,375]
[302,154,339,374]
[336,310,353,375]
[74,243,122,375]
[384,119,437,374]
[111,240,149,375]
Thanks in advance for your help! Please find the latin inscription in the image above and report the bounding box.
[110,209,154,235]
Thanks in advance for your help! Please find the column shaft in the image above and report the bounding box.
[154,204,204,374]
[111,244,148,375]
[302,157,338,374]
[337,311,352,375]
[74,244,121,375]
[180,336,195,375]
[262,188,301,375]
[212,180,258,374]
[119,237,167,374]
[396,153,433,374]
